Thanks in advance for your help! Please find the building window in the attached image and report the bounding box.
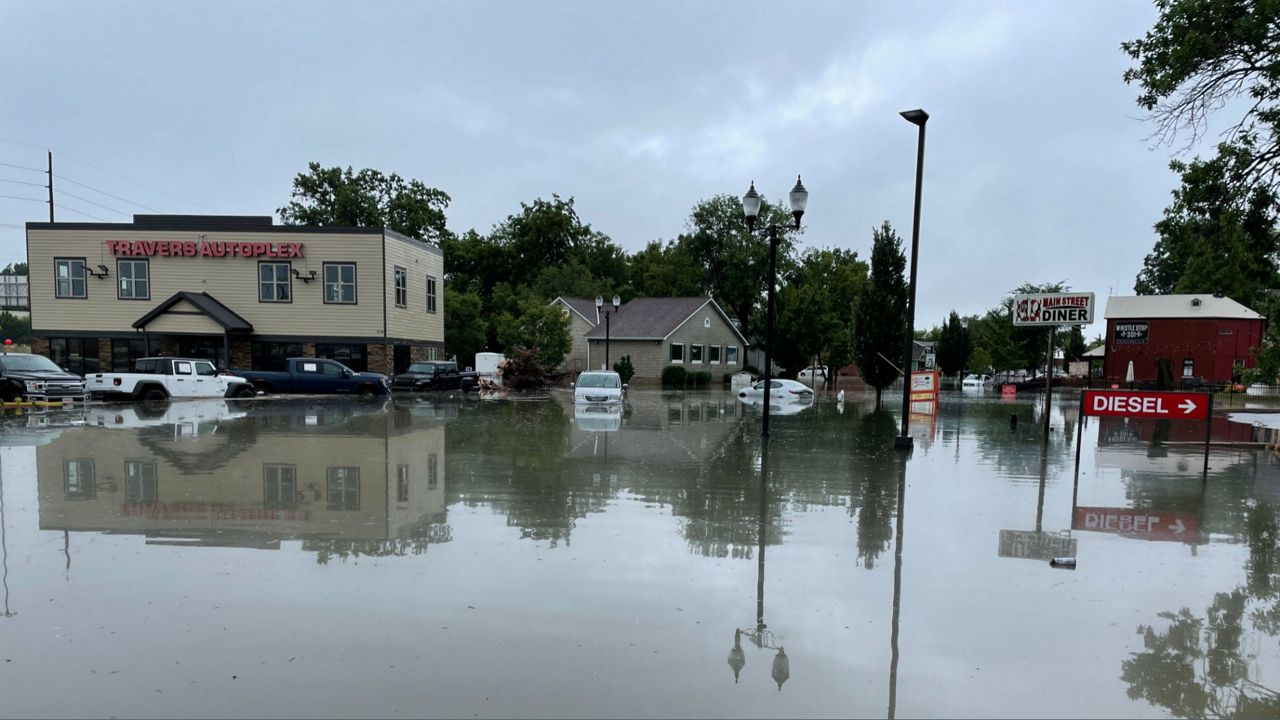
[64,459,96,500]
[394,266,408,308]
[323,263,357,304]
[709,345,721,364]
[397,464,410,502]
[111,338,146,372]
[704,317,711,328]
[251,341,306,372]
[117,260,149,300]
[327,467,360,511]
[259,262,292,303]
[1183,359,1195,378]
[690,344,704,363]
[725,346,739,365]
[315,343,367,372]
[669,343,684,363]
[124,460,158,503]
[264,465,297,509]
[54,258,87,299]
[48,337,100,375]
[428,454,438,490]
[427,276,437,313]
[176,337,226,370]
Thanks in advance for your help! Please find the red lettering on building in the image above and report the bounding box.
[105,240,306,259]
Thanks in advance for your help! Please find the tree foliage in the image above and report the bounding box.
[493,285,572,370]
[1135,144,1280,309]
[1,262,27,275]
[278,162,451,243]
[444,288,487,369]
[852,222,908,406]
[0,311,31,344]
[968,347,993,374]
[935,311,974,377]
[774,247,867,376]
[1123,0,1280,191]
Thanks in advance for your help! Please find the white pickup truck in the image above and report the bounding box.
[86,357,257,402]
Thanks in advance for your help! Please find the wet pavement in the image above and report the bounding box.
[1,389,1279,718]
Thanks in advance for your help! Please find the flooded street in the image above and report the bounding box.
[2,389,1279,718]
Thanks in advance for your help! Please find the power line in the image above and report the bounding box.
[54,174,161,214]
[0,178,45,189]
[0,161,43,174]
[0,194,44,203]
[0,223,22,229]
[56,204,107,222]
[54,152,215,212]
[54,188,128,217]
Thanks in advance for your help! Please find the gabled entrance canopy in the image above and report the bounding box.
[132,291,253,334]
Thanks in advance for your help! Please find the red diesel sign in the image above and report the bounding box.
[107,239,305,259]
[1073,506,1199,543]
[1082,389,1209,420]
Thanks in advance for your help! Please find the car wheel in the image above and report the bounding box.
[234,386,256,399]
[358,384,376,399]
[141,387,168,403]
[0,385,20,403]
[254,383,273,395]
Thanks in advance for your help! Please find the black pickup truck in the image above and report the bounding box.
[391,360,479,392]
[232,357,391,397]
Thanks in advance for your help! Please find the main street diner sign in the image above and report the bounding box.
[106,239,305,259]
[1012,292,1095,326]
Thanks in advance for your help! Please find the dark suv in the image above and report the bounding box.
[392,361,479,392]
[0,353,90,404]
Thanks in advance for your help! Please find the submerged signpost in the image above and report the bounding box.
[1012,292,1096,439]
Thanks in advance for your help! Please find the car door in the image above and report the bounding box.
[292,360,326,393]
[192,361,226,397]
[169,361,200,397]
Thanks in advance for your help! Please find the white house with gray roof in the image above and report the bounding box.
[577,297,748,380]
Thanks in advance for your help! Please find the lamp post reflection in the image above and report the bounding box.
[1,448,13,618]
[888,451,907,717]
[726,442,790,690]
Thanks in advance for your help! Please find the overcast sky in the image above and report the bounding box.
[0,1,1212,339]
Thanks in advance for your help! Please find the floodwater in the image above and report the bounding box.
[1,389,1279,718]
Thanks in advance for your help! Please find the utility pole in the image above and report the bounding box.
[46,150,54,222]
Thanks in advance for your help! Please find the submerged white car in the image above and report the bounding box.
[737,378,815,402]
[573,371,626,405]
[961,373,993,388]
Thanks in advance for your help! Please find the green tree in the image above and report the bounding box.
[1134,145,1279,310]
[628,240,704,297]
[1123,0,1280,191]
[1,262,27,275]
[612,355,635,385]
[852,222,908,407]
[935,311,974,378]
[279,163,451,243]
[494,288,572,370]
[774,247,867,376]
[1061,326,1087,363]
[0,311,31,344]
[444,288,487,369]
[968,346,993,374]
[678,193,801,338]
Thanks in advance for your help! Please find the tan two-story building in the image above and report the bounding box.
[25,214,445,374]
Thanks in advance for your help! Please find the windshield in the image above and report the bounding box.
[577,373,620,389]
[1,355,64,373]
[407,362,448,373]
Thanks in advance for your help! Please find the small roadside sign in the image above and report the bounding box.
[1072,506,1199,543]
[1012,292,1095,326]
[1082,389,1209,420]
[1001,384,1016,400]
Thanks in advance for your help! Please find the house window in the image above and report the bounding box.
[1183,359,1195,378]
[263,465,297,509]
[709,345,721,364]
[690,344,704,363]
[315,343,367,372]
[259,262,292,302]
[111,338,146,371]
[49,337,100,375]
[124,460,158,503]
[725,346,739,365]
[669,343,684,363]
[326,467,360,511]
[427,454,438,490]
[427,276,437,313]
[394,267,407,308]
[117,260,149,300]
[323,263,357,304]
[704,317,711,328]
[251,341,306,371]
[54,258,87,298]
[64,460,96,499]
[397,464,410,502]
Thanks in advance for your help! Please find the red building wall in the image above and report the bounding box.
[1104,317,1263,384]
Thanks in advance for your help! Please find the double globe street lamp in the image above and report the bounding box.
[595,293,621,370]
[742,176,808,438]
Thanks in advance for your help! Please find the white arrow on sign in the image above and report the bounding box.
[1170,518,1186,534]
[1180,399,1198,414]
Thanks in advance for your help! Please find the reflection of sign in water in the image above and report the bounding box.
[1083,389,1209,420]
[1102,423,1142,445]
[1072,506,1199,543]
[998,530,1077,561]
[1113,321,1149,344]
[122,502,308,522]
[1013,292,1095,326]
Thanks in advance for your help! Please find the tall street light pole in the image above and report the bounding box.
[743,177,808,439]
[895,109,929,451]
[595,293,620,370]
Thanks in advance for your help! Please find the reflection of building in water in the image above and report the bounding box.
[36,400,449,560]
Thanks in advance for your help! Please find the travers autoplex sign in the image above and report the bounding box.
[106,239,305,259]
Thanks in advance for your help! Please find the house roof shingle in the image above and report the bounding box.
[583,297,747,344]
[553,297,600,326]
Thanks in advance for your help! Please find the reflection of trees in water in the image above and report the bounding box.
[967,402,1070,479]
[1122,501,1280,717]
[849,410,900,569]
[1123,454,1267,538]
[306,533,450,565]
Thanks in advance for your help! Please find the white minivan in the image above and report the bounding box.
[573,371,626,405]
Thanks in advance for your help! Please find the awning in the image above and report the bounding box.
[133,291,253,333]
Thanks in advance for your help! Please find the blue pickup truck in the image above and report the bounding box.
[232,357,391,397]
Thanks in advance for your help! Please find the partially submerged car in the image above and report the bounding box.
[737,378,815,402]
[392,360,479,392]
[0,352,90,404]
[87,357,255,401]
[573,371,626,405]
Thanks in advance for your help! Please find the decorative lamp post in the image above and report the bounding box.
[742,176,808,438]
[595,294,621,370]
[895,109,928,450]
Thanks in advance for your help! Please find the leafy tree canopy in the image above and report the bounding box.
[935,311,974,377]
[279,162,451,243]
[774,247,867,376]
[1,262,27,276]
[852,222,908,405]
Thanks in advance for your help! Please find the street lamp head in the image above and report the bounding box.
[595,295,604,309]
[611,294,620,309]
[742,181,761,232]
[900,108,929,126]
[788,175,808,229]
